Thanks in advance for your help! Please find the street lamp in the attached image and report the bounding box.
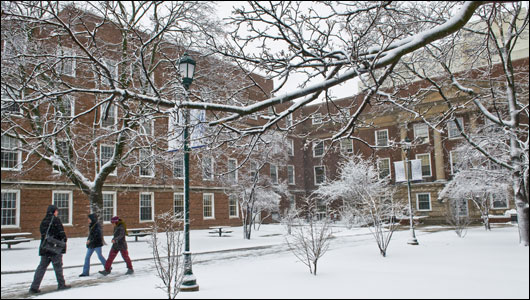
[403,137,419,245]
[178,52,199,291]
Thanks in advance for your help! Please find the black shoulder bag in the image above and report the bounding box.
[41,215,66,256]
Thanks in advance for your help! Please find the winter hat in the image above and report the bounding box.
[46,205,58,215]
[111,216,120,224]
[88,213,98,223]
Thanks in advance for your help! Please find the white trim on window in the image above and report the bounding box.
[100,144,117,176]
[52,190,73,226]
[413,123,429,144]
[229,194,239,218]
[203,193,215,219]
[287,139,294,156]
[173,193,184,219]
[1,135,22,171]
[202,156,214,181]
[270,164,278,184]
[490,193,509,209]
[139,192,154,223]
[139,148,155,178]
[101,102,118,128]
[448,117,464,139]
[375,129,389,147]
[228,158,238,183]
[312,113,323,125]
[1,189,20,229]
[102,191,117,224]
[449,150,459,175]
[314,165,326,185]
[415,153,432,177]
[313,141,324,157]
[377,157,391,179]
[340,139,354,154]
[287,165,295,185]
[416,193,432,211]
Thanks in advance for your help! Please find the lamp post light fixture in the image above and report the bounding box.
[403,137,419,245]
[178,52,199,291]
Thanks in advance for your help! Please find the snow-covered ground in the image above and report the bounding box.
[1,223,528,299]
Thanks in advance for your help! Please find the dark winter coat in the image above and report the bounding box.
[111,220,128,251]
[39,205,67,256]
[87,213,104,248]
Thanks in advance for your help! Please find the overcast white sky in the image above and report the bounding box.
[212,1,360,101]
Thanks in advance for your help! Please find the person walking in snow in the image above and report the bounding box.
[29,205,71,293]
[79,213,106,277]
[99,216,134,275]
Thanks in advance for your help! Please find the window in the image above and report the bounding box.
[174,193,184,218]
[286,114,293,128]
[452,198,468,216]
[416,193,431,211]
[203,193,214,219]
[229,195,238,218]
[491,193,508,209]
[2,84,21,114]
[375,130,389,147]
[416,153,432,177]
[102,191,117,223]
[314,166,326,185]
[448,118,464,139]
[414,123,429,144]
[313,141,324,157]
[139,192,154,222]
[52,140,69,174]
[377,158,391,179]
[287,139,294,156]
[287,165,295,185]
[53,190,72,225]
[101,103,117,128]
[312,113,322,125]
[139,117,154,136]
[270,164,278,184]
[289,194,296,209]
[103,58,118,83]
[202,156,213,180]
[340,139,353,154]
[139,148,154,177]
[449,151,460,175]
[56,47,76,76]
[100,145,117,176]
[173,155,184,178]
[250,161,259,180]
[227,158,238,183]
[55,95,74,118]
[1,135,21,170]
[1,190,20,227]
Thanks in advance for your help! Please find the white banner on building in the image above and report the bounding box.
[167,108,206,151]
[394,159,423,182]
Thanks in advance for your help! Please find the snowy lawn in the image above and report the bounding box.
[1,224,528,299]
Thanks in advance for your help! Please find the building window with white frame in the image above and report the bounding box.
[416,193,431,211]
[375,129,389,147]
[377,158,391,179]
[314,166,326,185]
[340,139,353,154]
[447,117,464,139]
[414,123,429,144]
[227,158,238,183]
[1,135,22,171]
[100,144,117,176]
[55,95,74,119]
[52,139,70,174]
[250,161,259,180]
[139,148,154,177]
[287,165,295,185]
[312,113,323,125]
[203,193,214,219]
[102,191,116,223]
[202,156,213,181]
[1,190,20,227]
[173,154,184,178]
[449,150,460,175]
[174,193,184,218]
[139,192,154,222]
[453,198,468,216]
[287,139,294,156]
[101,102,117,128]
[416,153,432,177]
[229,195,238,218]
[103,58,118,84]
[289,194,296,209]
[313,141,324,157]
[491,193,509,209]
[53,190,72,225]
[139,117,154,136]
[270,164,278,184]
[56,47,76,77]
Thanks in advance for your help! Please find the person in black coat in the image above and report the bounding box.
[29,205,70,293]
[79,213,107,277]
[99,216,134,275]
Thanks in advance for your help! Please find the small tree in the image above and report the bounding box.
[446,198,471,238]
[285,198,333,276]
[150,211,185,299]
[281,206,299,235]
[315,154,404,257]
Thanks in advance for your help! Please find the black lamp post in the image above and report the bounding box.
[178,52,199,291]
[403,137,419,245]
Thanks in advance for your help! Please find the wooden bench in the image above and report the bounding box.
[208,226,233,237]
[127,228,152,242]
[1,233,34,249]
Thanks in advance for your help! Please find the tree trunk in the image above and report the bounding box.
[515,195,529,246]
